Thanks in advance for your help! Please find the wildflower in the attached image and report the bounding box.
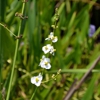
[39,55,51,69]
[45,32,58,43]
[42,44,52,54]
[88,24,96,37]
[42,44,56,55]
[49,46,56,55]
[31,73,43,87]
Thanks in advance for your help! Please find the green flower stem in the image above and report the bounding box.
[0,23,17,37]
[49,69,100,73]
[19,69,43,81]
[20,69,99,79]
[0,25,2,100]
[30,87,38,100]
[19,69,100,81]
[6,2,26,100]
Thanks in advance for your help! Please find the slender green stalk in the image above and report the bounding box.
[0,23,17,37]
[49,69,100,73]
[19,69,100,80]
[0,1,3,99]
[0,25,2,100]
[30,87,38,100]
[6,2,26,100]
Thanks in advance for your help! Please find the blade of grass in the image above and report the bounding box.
[82,74,98,100]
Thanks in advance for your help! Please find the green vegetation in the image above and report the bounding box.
[0,0,100,100]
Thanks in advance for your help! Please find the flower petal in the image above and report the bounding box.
[31,77,36,84]
[44,63,51,69]
[52,36,58,43]
[31,73,43,87]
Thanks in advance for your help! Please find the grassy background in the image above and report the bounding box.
[0,0,100,100]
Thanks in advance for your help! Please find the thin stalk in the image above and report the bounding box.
[6,2,26,100]
[0,23,17,37]
[30,87,38,100]
[19,69,100,80]
[49,69,100,73]
[0,26,2,100]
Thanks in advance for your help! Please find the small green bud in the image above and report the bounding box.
[52,74,55,78]
[51,25,56,29]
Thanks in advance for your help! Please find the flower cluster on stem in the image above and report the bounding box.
[31,8,59,87]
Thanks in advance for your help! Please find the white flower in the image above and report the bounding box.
[45,32,58,43]
[31,73,43,87]
[39,55,51,69]
[42,44,56,55]
[52,36,58,43]
[42,44,52,54]
[45,32,54,41]
[49,46,56,55]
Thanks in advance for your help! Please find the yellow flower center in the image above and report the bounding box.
[45,46,48,50]
[45,62,48,65]
[35,78,39,82]
[52,36,57,41]
[52,36,55,40]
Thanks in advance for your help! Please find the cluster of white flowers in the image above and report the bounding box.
[31,32,58,87]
